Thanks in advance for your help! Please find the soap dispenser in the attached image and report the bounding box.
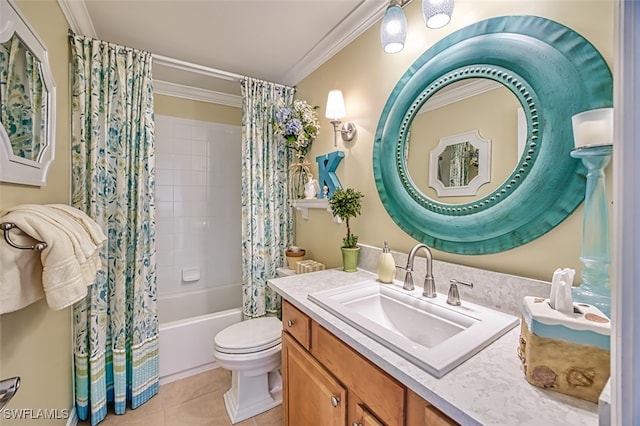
[377,240,396,284]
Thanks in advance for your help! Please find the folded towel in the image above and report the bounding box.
[0,204,107,313]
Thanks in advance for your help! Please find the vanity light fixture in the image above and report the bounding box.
[422,0,454,29]
[326,89,357,147]
[381,1,408,54]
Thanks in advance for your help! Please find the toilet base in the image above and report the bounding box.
[223,369,282,424]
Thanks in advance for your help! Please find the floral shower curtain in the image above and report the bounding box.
[241,77,295,318]
[69,33,158,425]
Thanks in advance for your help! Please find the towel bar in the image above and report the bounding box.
[0,223,47,251]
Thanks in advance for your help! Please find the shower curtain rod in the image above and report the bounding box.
[151,54,292,90]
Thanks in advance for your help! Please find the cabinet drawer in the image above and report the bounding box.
[282,300,311,350]
[311,322,405,426]
[406,389,458,425]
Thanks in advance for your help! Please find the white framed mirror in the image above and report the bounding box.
[428,130,491,197]
[0,0,56,186]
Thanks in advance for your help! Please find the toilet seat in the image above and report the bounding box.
[214,317,281,354]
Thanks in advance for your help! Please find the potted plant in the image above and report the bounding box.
[329,187,364,272]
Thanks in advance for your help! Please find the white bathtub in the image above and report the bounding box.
[158,285,242,384]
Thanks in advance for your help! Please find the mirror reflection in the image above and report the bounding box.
[438,141,478,187]
[0,33,47,161]
[0,0,56,186]
[406,78,522,204]
[428,129,490,197]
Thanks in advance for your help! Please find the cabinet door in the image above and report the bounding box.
[282,332,347,426]
[312,322,405,425]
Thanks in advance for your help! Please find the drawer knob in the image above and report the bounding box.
[287,319,295,327]
[353,423,362,426]
[330,395,340,407]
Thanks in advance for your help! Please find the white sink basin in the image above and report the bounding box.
[308,280,518,377]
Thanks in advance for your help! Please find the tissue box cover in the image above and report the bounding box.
[518,296,610,403]
[296,260,326,274]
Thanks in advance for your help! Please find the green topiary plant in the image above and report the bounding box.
[329,188,364,248]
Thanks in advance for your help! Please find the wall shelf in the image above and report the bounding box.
[292,199,341,223]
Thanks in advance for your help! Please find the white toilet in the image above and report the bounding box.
[213,316,283,424]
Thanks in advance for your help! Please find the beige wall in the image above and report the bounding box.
[293,0,614,282]
[0,1,73,424]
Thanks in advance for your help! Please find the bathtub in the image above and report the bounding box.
[158,285,242,384]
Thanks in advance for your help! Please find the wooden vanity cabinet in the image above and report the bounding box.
[311,321,405,425]
[282,300,311,349]
[281,300,458,426]
[356,403,386,426]
[282,332,347,425]
[406,388,459,426]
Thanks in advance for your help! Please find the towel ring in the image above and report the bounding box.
[0,223,47,251]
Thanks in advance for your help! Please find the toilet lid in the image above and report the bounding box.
[214,317,282,354]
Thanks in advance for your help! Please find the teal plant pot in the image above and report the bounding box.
[341,246,360,272]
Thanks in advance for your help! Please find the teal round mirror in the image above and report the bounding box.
[373,15,612,254]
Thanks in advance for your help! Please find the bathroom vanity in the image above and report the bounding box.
[269,266,599,425]
[282,299,455,425]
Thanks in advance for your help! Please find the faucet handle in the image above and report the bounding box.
[447,279,473,306]
[395,265,415,291]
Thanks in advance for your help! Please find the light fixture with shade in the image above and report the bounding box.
[326,90,357,147]
[422,0,454,29]
[381,1,408,54]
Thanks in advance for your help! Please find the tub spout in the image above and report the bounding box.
[0,376,20,412]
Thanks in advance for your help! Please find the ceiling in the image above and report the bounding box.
[58,0,389,100]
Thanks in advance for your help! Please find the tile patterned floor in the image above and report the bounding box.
[78,368,282,426]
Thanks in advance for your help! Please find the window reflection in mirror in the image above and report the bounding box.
[0,33,47,161]
[438,141,479,187]
[406,78,521,204]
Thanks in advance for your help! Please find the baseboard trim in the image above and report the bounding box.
[159,361,220,386]
[66,406,78,426]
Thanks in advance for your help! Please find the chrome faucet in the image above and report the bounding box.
[397,243,436,298]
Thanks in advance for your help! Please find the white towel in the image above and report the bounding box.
[0,229,45,313]
[0,204,107,313]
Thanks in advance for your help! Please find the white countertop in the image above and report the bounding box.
[268,268,599,426]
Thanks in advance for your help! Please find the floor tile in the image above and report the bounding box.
[75,368,280,426]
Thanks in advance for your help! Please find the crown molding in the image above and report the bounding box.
[152,54,244,83]
[57,0,96,37]
[282,1,389,85]
[57,0,386,89]
[418,80,503,114]
[153,80,242,108]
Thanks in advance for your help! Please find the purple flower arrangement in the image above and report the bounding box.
[274,99,320,160]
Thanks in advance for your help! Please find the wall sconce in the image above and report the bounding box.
[381,1,408,54]
[422,0,454,29]
[326,89,357,147]
[569,107,614,317]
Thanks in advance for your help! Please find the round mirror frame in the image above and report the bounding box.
[373,15,613,255]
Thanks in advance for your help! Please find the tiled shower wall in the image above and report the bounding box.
[154,115,242,299]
